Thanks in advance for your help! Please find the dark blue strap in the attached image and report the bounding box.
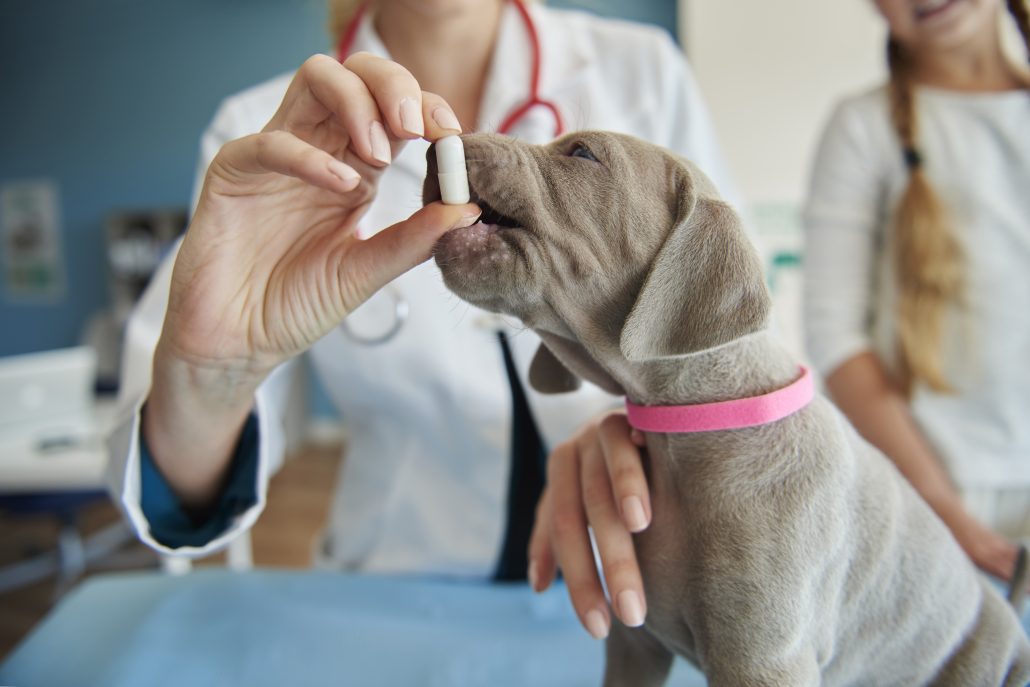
[139,411,260,548]
[494,332,548,582]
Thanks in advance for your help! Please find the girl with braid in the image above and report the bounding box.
[804,0,1030,583]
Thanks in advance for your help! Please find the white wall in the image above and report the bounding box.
[678,1,888,360]
[680,0,887,206]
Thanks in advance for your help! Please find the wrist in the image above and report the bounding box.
[152,336,269,411]
[144,339,264,507]
[923,489,970,528]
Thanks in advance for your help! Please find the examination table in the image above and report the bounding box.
[0,569,709,686]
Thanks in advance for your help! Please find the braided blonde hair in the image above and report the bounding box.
[1010,0,1030,50]
[885,0,1030,397]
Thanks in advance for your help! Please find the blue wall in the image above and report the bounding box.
[0,0,328,355]
[0,0,675,358]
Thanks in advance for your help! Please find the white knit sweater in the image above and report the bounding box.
[803,84,1030,489]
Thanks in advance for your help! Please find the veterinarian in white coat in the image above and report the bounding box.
[106,0,740,640]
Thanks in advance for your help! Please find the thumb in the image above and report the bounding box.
[343,201,481,305]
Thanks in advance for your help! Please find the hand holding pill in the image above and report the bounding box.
[161,54,479,385]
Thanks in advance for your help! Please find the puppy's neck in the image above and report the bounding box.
[613,331,800,407]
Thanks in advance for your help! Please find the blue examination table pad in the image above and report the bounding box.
[0,569,708,687]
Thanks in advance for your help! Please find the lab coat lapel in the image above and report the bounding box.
[477,3,531,135]
[351,4,596,181]
[350,10,389,60]
[478,3,591,143]
[532,5,592,125]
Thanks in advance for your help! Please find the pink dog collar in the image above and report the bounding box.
[625,366,814,433]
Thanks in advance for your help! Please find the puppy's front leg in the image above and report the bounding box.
[704,650,820,687]
[602,621,674,687]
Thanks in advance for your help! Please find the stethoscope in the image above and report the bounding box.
[336,0,564,345]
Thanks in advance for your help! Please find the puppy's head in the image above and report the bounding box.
[424,131,770,395]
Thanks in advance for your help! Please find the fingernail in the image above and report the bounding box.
[622,496,649,533]
[617,590,646,627]
[528,560,540,591]
[369,120,391,165]
[327,159,360,189]
[585,609,610,640]
[399,97,424,137]
[451,209,481,229]
[432,106,462,133]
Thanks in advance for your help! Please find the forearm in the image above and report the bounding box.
[826,352,964,520]
[142,338,263,511]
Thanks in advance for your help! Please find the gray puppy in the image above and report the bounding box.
[424,132,1030,686]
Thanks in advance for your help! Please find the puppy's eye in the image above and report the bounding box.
[569,144,599,163]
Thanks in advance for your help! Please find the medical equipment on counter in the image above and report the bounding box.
[0,346,97,443]
[83,209,187,388]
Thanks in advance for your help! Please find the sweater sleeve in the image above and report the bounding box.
[802,99,889,377]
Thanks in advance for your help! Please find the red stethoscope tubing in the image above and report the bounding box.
[335,0,565,138]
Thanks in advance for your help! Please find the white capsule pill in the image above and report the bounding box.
[436,135,470,205]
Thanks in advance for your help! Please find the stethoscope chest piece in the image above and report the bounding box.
[339,283,409,345]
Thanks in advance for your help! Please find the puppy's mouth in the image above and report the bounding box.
[469,188,523,231]
[424,136,538,312]
[423,172,525,232]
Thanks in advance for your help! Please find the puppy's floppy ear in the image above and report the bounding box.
[619,183,771,361]
[532,333,625,396]
[529,343,582,394]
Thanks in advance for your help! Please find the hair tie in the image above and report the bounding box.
[903,146,923,170]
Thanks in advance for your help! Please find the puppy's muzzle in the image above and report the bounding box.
[424,137,525,230]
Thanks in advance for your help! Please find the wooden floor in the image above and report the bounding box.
[0,442,343,662]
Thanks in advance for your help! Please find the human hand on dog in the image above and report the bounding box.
[145,54,480,507]
[528,411,651,639]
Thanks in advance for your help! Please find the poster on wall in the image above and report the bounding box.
[1,180,66,303]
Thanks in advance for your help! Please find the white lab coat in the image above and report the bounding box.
[106,3,741,577]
